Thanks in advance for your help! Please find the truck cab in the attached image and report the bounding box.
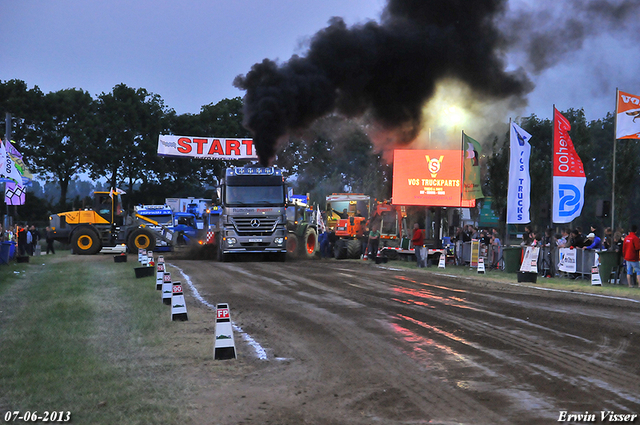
[216,166,287,261]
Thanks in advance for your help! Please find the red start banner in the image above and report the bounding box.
[157,135,257,160]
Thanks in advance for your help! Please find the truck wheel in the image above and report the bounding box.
[216,234,228,262]
[346,239,361,259]
[334,239,348,259]
[302,227,318,258]
[128,228,156,253]
[71,228,102,255]
[286,233,298,259]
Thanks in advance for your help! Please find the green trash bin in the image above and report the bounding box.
[598,251,618,284]
[502,246,522,273]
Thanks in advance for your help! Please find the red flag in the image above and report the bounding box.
[552,108,586,223]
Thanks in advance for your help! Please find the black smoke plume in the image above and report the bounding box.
[234,0,533,166]
[502,0,638,73]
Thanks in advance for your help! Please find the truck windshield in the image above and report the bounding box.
[226,185,284,206]
[151,214,173,226]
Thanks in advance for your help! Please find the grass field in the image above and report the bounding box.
[0,253,204,425]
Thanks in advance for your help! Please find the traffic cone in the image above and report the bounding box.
[171,282,188,321]
[477,257,485,274]
[156,262,165,290]
[438,252,446,269]
[162,272,172,305]
[214,303,237,360]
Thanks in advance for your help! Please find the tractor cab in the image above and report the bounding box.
[93,190,125,225]
[325,193,370,238]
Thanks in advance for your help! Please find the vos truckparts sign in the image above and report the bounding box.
[157,135,257,160]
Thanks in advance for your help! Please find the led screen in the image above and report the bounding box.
[392,149,474,207]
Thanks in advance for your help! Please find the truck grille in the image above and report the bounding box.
[231,216,279,236]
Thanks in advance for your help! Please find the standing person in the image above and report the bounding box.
[490,231,502,268]
[359,225,369,259]
[582,233,602,251]
[368,225,380,260]
[603,227,613,251]
[25,225,33,255]
[29,225,41,255]
[328,229,338,257]
[556,228,569,248]
[318,230,329,258]
[17,225,28,256]
[622,225,640,288]
[45,226,56,255]
[570,229,585,248]
[411,223,424,268]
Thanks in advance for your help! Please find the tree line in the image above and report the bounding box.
[1,79,637,232]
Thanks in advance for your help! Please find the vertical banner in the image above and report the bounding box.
[0,140,23,185]
[462,132,484,200]
[506,122,532,224]
[552,108,586,223]
[470,240,480,267]
[616,90,640,140]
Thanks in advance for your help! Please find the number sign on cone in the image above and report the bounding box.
[171,283,188,321]
[162,272,172,305]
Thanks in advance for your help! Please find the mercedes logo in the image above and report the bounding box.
[250,219,260,228]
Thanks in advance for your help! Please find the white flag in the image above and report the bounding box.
[506,123,532,224]
[0,140,23,185]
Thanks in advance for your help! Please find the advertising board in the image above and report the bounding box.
[392,149,474,207]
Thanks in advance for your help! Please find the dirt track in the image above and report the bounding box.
[167,256,640,424]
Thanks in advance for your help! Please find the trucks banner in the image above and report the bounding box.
[157,135,257,160]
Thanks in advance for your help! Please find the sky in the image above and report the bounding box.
[2,0,639,127]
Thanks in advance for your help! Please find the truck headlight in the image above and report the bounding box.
[274,237,284,245]
[227,237,237,245]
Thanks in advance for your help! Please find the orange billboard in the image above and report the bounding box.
[392,149,473,207]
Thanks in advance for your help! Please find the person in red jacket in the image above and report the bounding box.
[622,225,640,287]
[411,223,424,267]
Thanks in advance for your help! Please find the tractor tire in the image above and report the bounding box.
[127,228,156,253]
[383,248,399,260]
[334,239,348,259]
[71,228,102,255]
[301,227,318,258]
[286,233,299,259]
[346,239,361,259]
